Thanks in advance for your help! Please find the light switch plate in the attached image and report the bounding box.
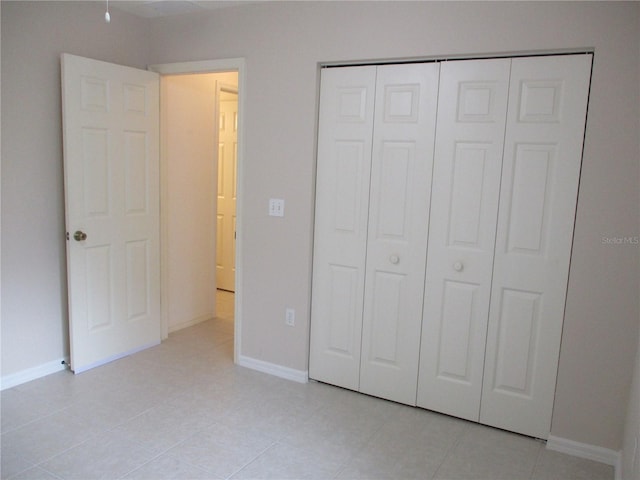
[269,198,285,217]
[285,308,295,326]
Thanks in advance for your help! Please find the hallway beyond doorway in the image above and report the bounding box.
[216,289,234,321]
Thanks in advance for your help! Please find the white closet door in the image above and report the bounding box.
[417,59,510,420]
[359,63,440,405]
[309,66,376,390]
[480,54,592,438]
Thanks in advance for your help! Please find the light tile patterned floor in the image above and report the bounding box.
[1,291,614,479]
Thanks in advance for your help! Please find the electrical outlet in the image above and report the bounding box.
[285,308,295,327]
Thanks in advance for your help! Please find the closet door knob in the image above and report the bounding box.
[453,261,464,272]
[389,254,400,265]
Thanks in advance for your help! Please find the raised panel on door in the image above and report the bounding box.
[309,66,376,390]
[417,59,510,420]
[480,54,592,439]
[125,240,150,320]
[359,62,439,405]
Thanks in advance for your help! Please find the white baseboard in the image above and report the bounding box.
[547,435,622,480]
[71,340,161,374]
[1,357,70,391]
[237,354,308,384]
[168,313,213,334]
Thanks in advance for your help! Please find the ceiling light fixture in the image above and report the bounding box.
[105,0,111,23]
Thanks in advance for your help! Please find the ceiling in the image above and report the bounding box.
[110,0,264,18]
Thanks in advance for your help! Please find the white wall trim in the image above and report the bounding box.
[237,354,309,384]
[1,357,70,391]
[72,341,161,374]
[148,58,245,76]
[547,435,622,479]
[168,313,214,335]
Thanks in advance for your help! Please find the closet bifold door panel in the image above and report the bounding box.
[359,63,439,405]
[480,54,592,439]
[309,66,376,391]
[416,58,511,421]
[309,63,440,405]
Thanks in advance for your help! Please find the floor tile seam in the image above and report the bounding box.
[323,418,389,480]
[330,410,444,479]
[114,446,178,480]
[220,439,279,480]
[122,392,201,419]
[2,388,76,408]
[20,429,107,474]
[331,461,349,479]
[6,463,65,480]
[207,424,282,452]
[2,451,37,480]
[528,438,547,480]
[429,421,472,480]
[0,407,108,448]
[114,415,222,460]
[362,411,392,447]
[39,429,174,480]
[30,463,66,480]
[0,402,72,435]
[153,416,232,447]
[169,416,223,446]
[108,402,167,430]
[281,401,325,431]
[330,440,369,480]
[89,413,159,440]
[150,446,226,478]
[273,415,380,450]
[256,440,347,480]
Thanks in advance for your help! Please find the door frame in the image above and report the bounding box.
[149,58,245,364]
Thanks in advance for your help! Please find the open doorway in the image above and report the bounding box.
[153,59,244,363]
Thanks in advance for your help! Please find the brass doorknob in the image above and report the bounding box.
[73,230,87,241]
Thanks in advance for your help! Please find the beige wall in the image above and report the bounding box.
[1,1,639,453]
[1,1,152,375]
[162,73,231,333]
[621,10,640,477]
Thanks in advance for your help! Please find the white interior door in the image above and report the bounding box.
[359,62,439,405]
[309,66,376,390]
[417,58,510,420]
[62,54,161,373]
[216,88,238,292]
[480,54,592,438]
